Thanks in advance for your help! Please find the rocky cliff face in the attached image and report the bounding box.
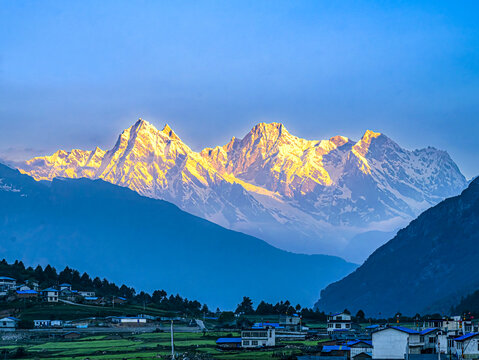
[19,119,467,259]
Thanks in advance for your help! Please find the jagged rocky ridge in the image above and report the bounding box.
[19,119,467,259]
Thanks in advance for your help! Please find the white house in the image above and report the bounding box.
[0,317,19,330]
[78,291,95,297]
[41,288,59,302]
[111,317,147,324]
[372,326,422,359]
[34,320,51,328]
[420,328,442,352]
[241,327,276,348]
[327,312,352,334]
[347,340,373,358]
[0,277,16,295]
[60,283,72,291]
[452,333,479,359]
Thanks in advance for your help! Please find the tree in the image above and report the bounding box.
[235,296,254,314]
[356,310,365,320]
[343,309,351,315]
[218,311,235,323]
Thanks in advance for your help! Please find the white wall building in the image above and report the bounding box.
[41,288,59,302]
[347,340,373,357]
[372,326,422,359]
[0,317,19,330]
[241,327,276,348]
[0,277,16,295]
[452,333,479,359]
[327,312,352,334]
[34,320,51,328]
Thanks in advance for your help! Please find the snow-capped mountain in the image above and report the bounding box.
[19,119,467,259]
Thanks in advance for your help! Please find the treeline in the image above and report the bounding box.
[0,259,207,316]
[234,297,327,321]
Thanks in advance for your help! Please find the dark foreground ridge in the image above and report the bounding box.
[317,177,479,316]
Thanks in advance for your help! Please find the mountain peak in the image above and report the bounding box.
[161,124,180,141]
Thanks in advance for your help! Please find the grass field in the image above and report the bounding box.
[0,330,315,359]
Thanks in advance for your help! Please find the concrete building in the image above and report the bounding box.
[279,314,301,331]
[60,283,72,291]
[420,328,441,352]
[216,337,242,349]
[452,333,479,359]
[241,327,276,348]
[327,312,352,334]
[15,289,38,299]
[347,340,373,358]
[41,288,59,302]
[372,326,422,359]
[0,277,16,295]
[34,320,51,328]
[0,317,19,330]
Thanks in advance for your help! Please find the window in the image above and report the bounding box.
[337,316,342,320]
[252,340,258,346]
[243,341,249,345]
[429,337,436,344]
[346,324,351,328]
[336,324,341,328]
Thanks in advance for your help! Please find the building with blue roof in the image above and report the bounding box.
[216,337,242,349]
[372,326,423,359]
[346,340,373,358]
[0,316,19,330]
[0,276,16,296]
[452,333,479,358]
[41,288,59,302]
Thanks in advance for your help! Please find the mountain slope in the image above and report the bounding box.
[0,163,355,309]
[316,177,479,316]
[19,119,467,259]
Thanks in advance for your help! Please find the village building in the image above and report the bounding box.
[372,326,422,359]
[26,280,39,291]
[15,289,38,299]
[112,316,148,325]
[0,317,19,331]
[78,291,95,297]
[327,312,353,334]
[15,284,32,292]
[60,283,72,291]
[41,288,59,302]
[321,344,351,357]
[216,337,242,349]
[452,333,479,359]
[241,327,276,348]
[0,277,16,296]
[60,288,80,302]
[112,296,127,304]
[279,314,301,331]
[34,320,51,328]
[347,340,373,358]
[419,328,442,352]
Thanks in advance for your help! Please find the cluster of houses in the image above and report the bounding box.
[216,312,479,359]
[0,276,123,305]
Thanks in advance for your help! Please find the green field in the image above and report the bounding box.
[2,301,174,321]
[0,330,315,359]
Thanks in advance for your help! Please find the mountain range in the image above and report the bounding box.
[0,163,355,309]
[19,119,468,260]
[316,177,479,316]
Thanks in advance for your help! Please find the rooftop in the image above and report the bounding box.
[216,337,242,344]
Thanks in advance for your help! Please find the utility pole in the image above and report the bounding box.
[170,319,175,359]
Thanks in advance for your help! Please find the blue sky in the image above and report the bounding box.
[1,0,478,178]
